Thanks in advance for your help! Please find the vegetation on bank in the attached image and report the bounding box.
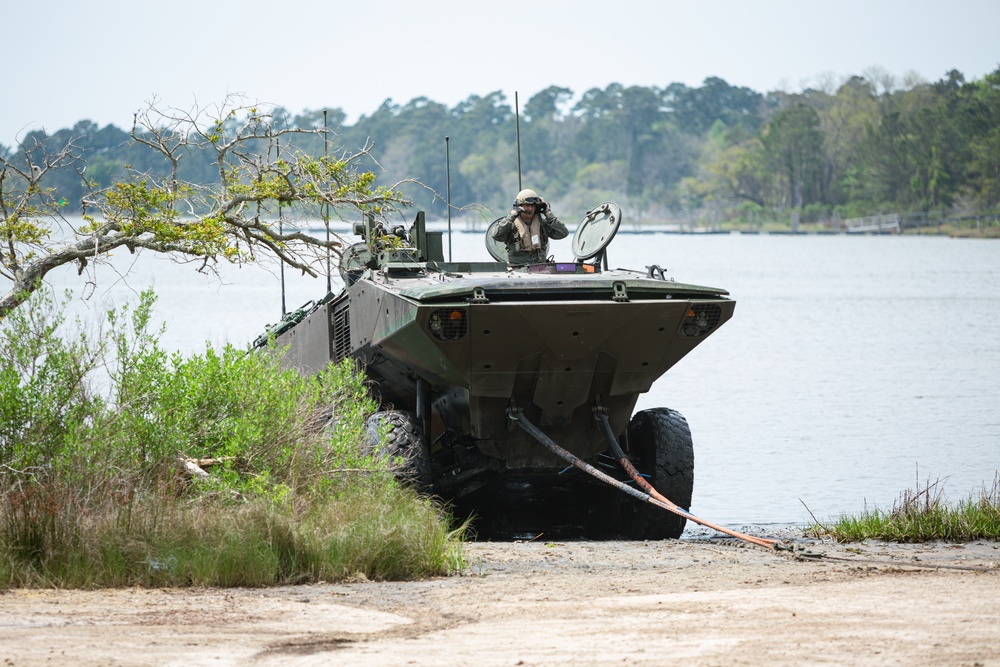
[5,72,998,320]
[0,289,464,589]
[4,67,999,228]
[807,475,1000,543]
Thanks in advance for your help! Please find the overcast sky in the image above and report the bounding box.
[3,0,998,146]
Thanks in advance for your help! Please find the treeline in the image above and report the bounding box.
[4,66,999,224]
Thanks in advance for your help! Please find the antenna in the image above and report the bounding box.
[277,137,286,316]
[515,91,522,191]
[323,110,331,294]
[446,136,452,261]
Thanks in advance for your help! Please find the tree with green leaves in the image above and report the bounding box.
[957,67,1000,209]
[762,103,827,208]
[0,96,412,319]
[664,77,765,136]
[700,137,774,207]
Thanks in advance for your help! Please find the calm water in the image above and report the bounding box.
[46,225,1000,530]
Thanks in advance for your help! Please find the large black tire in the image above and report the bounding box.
[363,410,432,491]
[624,407,695,539]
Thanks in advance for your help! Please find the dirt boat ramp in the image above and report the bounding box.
[2,538,998,666]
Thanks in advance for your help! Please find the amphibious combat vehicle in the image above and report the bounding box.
[259,203,734,538]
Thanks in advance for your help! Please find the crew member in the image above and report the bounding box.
[491,188,568,264]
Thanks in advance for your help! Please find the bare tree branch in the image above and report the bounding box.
[0,96,414,319]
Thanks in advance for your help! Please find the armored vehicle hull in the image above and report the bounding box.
[266,207,734,538]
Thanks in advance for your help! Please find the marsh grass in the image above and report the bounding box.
[0,288,464,588]
[806,473,1000,543]
[0,481,462,587]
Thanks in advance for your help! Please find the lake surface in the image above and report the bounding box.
[45,224,1000,531]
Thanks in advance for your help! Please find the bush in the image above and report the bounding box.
[0,288,464,588]
[0,289,106,472]
[801,203,832,224]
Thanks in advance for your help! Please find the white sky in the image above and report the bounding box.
[3,0,998,146]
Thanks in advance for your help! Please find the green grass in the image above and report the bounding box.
[0,287,464,588]
[806,474,1000,543]
[0,480,463,588]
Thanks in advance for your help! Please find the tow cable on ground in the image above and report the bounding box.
[508,407,997,571]
[593,410,785,550]
[508,407,788,551]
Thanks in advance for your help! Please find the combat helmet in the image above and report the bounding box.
[514,188,544,206]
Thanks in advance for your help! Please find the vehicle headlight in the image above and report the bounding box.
[428,308,467,340]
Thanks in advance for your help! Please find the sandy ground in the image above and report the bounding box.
[1,537,998,667]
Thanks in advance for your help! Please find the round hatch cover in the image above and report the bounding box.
[484,217,509,262]
[571,202,622,260]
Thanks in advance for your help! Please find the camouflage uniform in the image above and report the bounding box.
[492,189,569,264]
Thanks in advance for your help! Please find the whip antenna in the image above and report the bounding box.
[277,137,286,316]
[515,91,522,191]
[446,136,453,261]
[324,110,331,294]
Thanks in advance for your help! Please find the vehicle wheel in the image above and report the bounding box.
[623,407,695,539]
[363,410,432,491]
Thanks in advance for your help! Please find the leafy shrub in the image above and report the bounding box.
[0,288,463,587]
